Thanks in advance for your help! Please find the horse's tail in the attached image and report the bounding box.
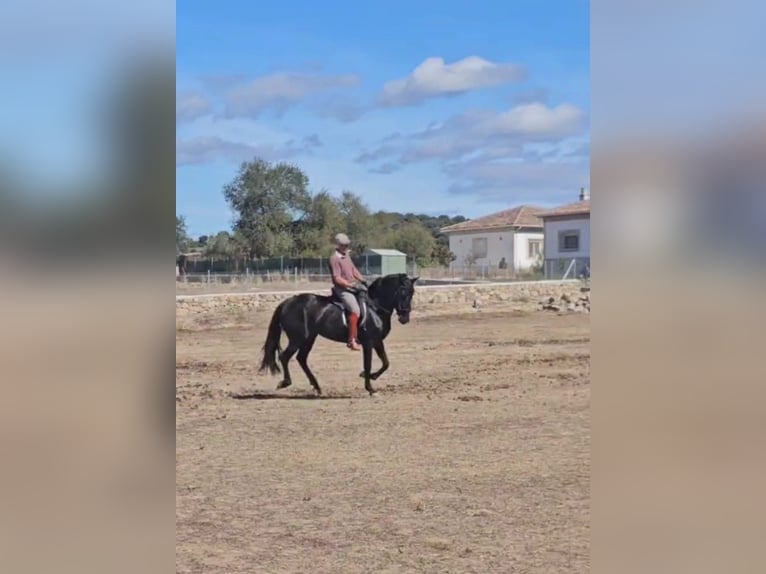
[259,301,285,375]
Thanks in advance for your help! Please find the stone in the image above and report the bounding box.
[177,280,583,322]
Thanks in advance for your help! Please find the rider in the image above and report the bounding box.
[329,233,367,351]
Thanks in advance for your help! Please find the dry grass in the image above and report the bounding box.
[176,309,590,573]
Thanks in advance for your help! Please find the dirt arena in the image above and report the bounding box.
[176,306,590,573]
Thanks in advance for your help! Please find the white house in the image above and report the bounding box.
[538,188,590,279]
[440,205,544,273]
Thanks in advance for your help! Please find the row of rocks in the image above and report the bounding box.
[540,288,590,313]
[176,280,583,323]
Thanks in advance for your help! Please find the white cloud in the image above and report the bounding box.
[317,99,368,123]
[489,103,586,138]
[369,162,401,174]
[379,56,525,106]
[351,100,589,202]
[176,134,321,166]
[223,72,360,118]
[176,136,255,166]
[444,159,591,204]
[176,92,212,123]
[355,102,587,169]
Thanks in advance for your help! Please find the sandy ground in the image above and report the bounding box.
[176,309,590,573]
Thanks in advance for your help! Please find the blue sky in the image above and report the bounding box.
[177,0,590,237]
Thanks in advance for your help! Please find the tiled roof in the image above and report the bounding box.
[440,205,544,233]
[537,199,590,218]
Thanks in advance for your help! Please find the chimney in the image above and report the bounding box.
[579,187,589,201]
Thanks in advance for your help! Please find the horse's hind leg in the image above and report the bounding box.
[277,341,299,389]
[296,336,321,395]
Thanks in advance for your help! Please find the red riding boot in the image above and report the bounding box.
[347,313,361,350]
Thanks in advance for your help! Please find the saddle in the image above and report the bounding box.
[331,287,368,328]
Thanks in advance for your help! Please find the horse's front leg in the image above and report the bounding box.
[362,343,375,395]
[359,340,389,381]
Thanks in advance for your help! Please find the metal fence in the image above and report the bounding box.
[177,260,553,288]
[544,257,590,280]
[180,255,386,276]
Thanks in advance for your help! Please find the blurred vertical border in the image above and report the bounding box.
[0,1,175,573]
[592,1,766,573]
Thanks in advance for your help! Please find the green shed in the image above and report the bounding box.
[358,248,407,276]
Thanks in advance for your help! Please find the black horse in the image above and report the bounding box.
[259,273,418,395]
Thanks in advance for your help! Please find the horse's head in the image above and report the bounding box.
[368,273,419,324]
[392,274,418,324]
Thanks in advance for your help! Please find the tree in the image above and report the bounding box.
[197,235,209,246]
[202,160,476,264]
[176,215,191,254]
[432,243,457,266]
[338,191,382,253]
[384,221,436,266]
[292,190,346,256]
[201,230,250,271]
[222,158,311,258]
[203,231,236,259]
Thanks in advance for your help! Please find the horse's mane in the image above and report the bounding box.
[366,274,405,308]
[367,273,405,294]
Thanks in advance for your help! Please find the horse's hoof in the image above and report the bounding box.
[276,380,291,389]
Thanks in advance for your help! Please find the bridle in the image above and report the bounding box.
[395,286,411,315]
[373,285,411,316]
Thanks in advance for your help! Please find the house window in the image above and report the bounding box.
[471,237,488,258]
[528,239,542,258]
[558,230,580,252]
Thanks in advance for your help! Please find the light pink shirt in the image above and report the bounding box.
[329,250,357,285]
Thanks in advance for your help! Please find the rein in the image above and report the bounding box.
[369,298,393,316]
[369,294,407,317]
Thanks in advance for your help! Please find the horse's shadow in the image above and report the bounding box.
[230,391,355,401]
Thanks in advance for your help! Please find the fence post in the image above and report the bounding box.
[207,269,211,283]
[563,258,576,280]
